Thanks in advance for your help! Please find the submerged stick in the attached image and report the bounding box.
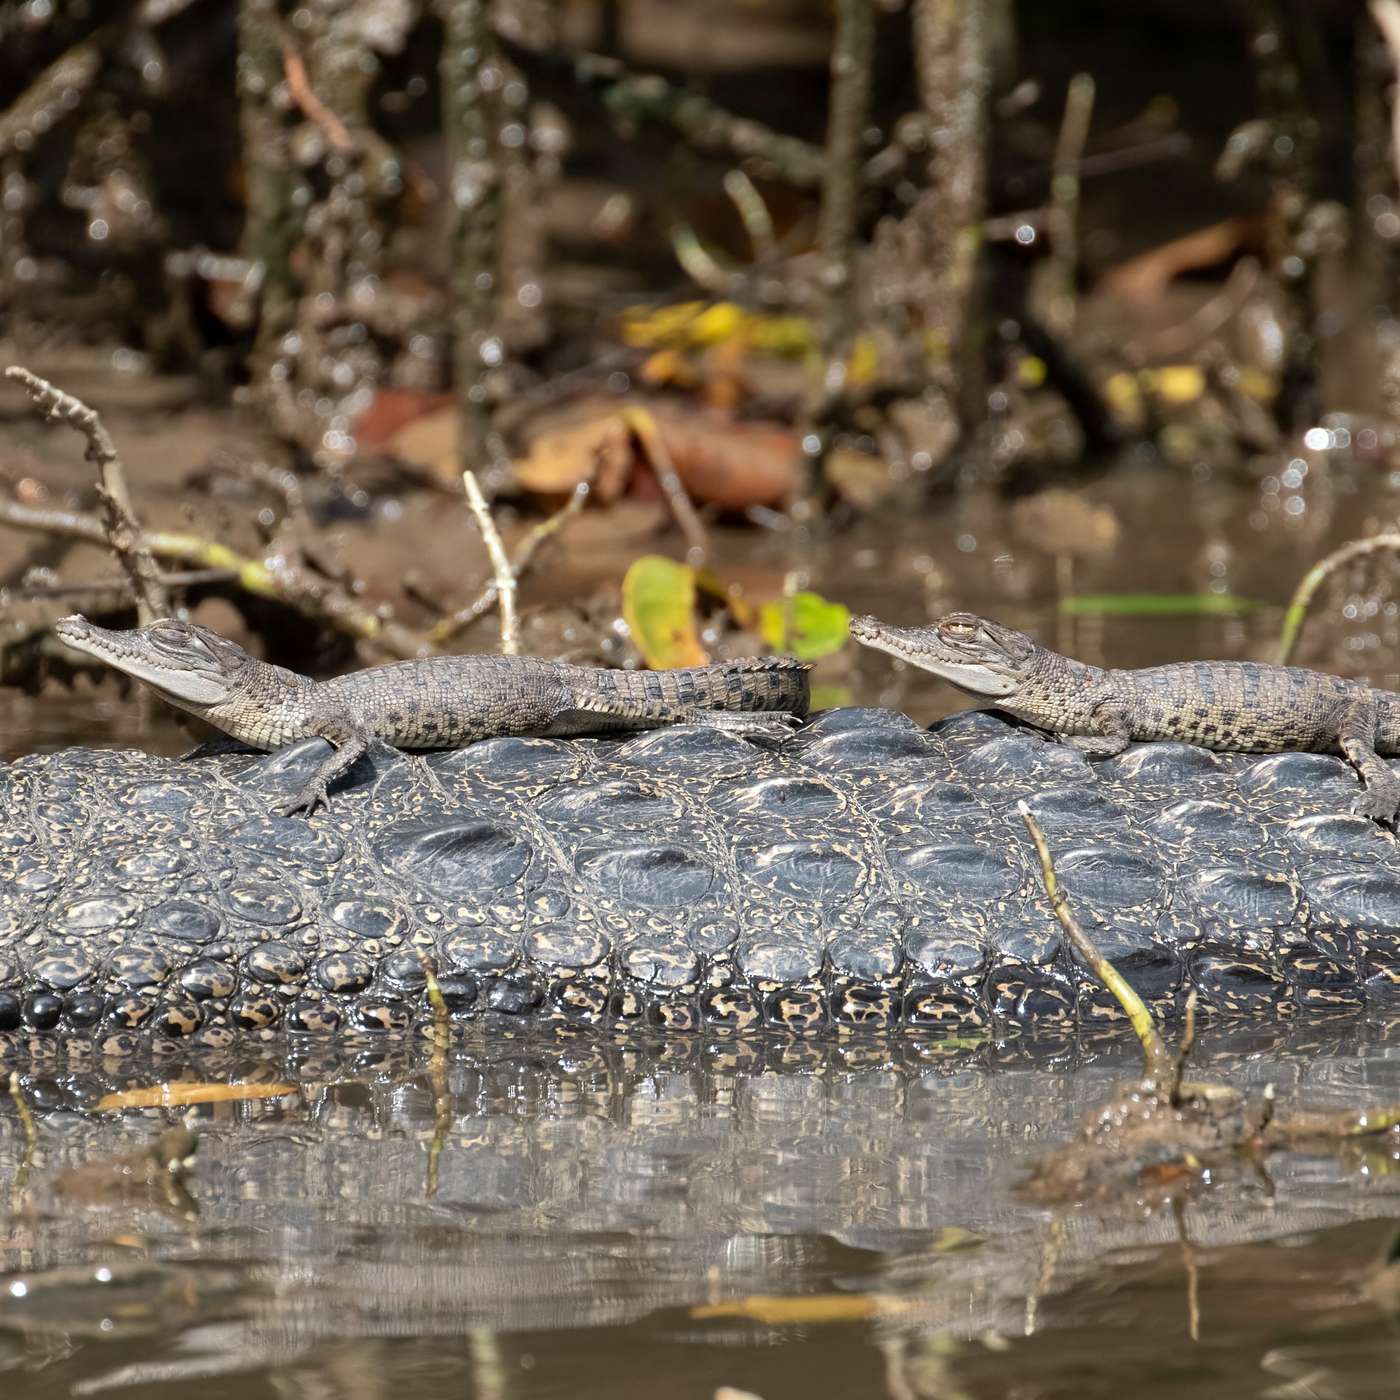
[1276,530,1400,664]
[6,366,170,624]
[6,1072,36,1155]
[0,41,102,163]
[1017,801,1172,1078]
[462,470,519,655]
[411,946,453,1198]
[7,1070,37,1223]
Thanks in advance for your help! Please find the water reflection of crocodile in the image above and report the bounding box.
[1,617,1398,1047]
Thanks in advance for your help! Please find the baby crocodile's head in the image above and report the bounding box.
[849,611,1042,699]
[54,615,257,710]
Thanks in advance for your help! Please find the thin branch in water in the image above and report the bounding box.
[1276,530,1400,664]
[462,470,519,655]
[1122,255,1261,362]
[5,365,170,624]
[1017,800,1172,1078]
[429,481,588,646]
[1168,991,1199,1106]
[409,946,453,1198]
[7,1069,37,1221]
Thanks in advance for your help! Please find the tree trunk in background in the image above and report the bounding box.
[438,0,507,482]
[907,0,993,443]
[237,0,302,433]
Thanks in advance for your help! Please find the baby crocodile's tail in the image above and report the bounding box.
[604,656,812,717]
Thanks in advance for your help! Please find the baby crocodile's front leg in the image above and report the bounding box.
[276,714,369,817]
[1338,691,1400,823]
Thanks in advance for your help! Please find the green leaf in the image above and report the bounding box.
[621,555,708,669]
[759,591,851,660]
[1059,593,1267,617]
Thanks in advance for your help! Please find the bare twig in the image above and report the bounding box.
[282,43,354,151]
[1122,256,1261,362]
[620,406,708,562]
[0,41,102,162]
[0,496,429,658]
[495,37,829,187]
[5,366,170,623]
[462,470,519,654]
[1032,73,1095,336]
[7,1072,35,1152]
[429,481,587,646]
[5,568,236,600]
[723,168,777,262]
[1017,801,1173,1078]
[1276,530,1400,663]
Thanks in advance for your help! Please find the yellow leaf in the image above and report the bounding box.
[622,555,708,668]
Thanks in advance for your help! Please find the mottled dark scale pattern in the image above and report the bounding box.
[2,708,1400,1051]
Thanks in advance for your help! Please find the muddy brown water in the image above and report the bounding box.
[4,456,1400,1396]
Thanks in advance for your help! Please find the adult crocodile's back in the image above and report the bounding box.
[2,707,1399,1050]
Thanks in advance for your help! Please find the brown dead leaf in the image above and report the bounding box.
[515,403,797,510]
[358,389,455,448]
[515,414,634,499]
[642,409,795,509]
[378,404,462,488]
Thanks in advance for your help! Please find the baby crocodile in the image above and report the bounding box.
[55,616,810,816]
[851,610,1400,822]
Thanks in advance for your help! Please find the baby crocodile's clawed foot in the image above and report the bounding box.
[275,782,330,819]
[1057,731,1130,759]
[715,711,804,742]
[1353,780,1400,826]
